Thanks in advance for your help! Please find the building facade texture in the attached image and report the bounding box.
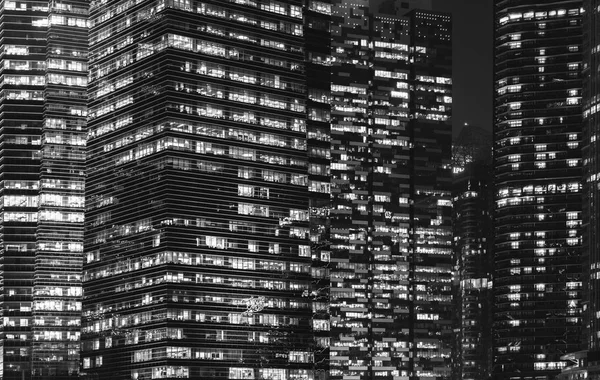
[304,1,332,379]
[0,0,87,378]
[328,1,453,379]
[452,126,493,380]
[584,0,600,378]
[494,1,584,379]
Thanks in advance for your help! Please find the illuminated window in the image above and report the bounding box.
[205,236,226,249]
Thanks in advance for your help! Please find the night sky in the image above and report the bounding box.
[433,0,493,137]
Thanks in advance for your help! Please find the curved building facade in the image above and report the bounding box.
[494,1,584,379]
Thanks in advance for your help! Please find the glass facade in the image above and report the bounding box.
[451,126,493,380]
[305,1,332,380]
[82,1,314,379]
[584,0,600,377]
[0,0,87,378]
[328,1,452,379]
[494,1,584,378]
[34,0,88,376]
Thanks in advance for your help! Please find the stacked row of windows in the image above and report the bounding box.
[84,296,315,323]
[91,86,305,120]
[91,31,304,79]
[91,0,302,30]
[89,137,308,175]
[93,64,303,102]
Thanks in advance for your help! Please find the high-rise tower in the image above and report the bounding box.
[452,125,493,380]
[82,1,314,379]
[493,1,584,378]
[0,0,87,378]
[328,1,453,379]
[583,0,600,377]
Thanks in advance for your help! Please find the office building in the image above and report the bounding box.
[493,1,584,378]
[583,0,600,377]
[328,1,453,379]
[452,126,493,380]
[305,1,332,379]
[82,1,314,379]
[0,0,87,378]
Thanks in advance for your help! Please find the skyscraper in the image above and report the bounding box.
[493,1,584,378]
[0,0,87,378]
[583,0,600,377]
[452,126,493,380]
[328,1,453,379]
[305,1,332,379]
[82,1,314,379]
